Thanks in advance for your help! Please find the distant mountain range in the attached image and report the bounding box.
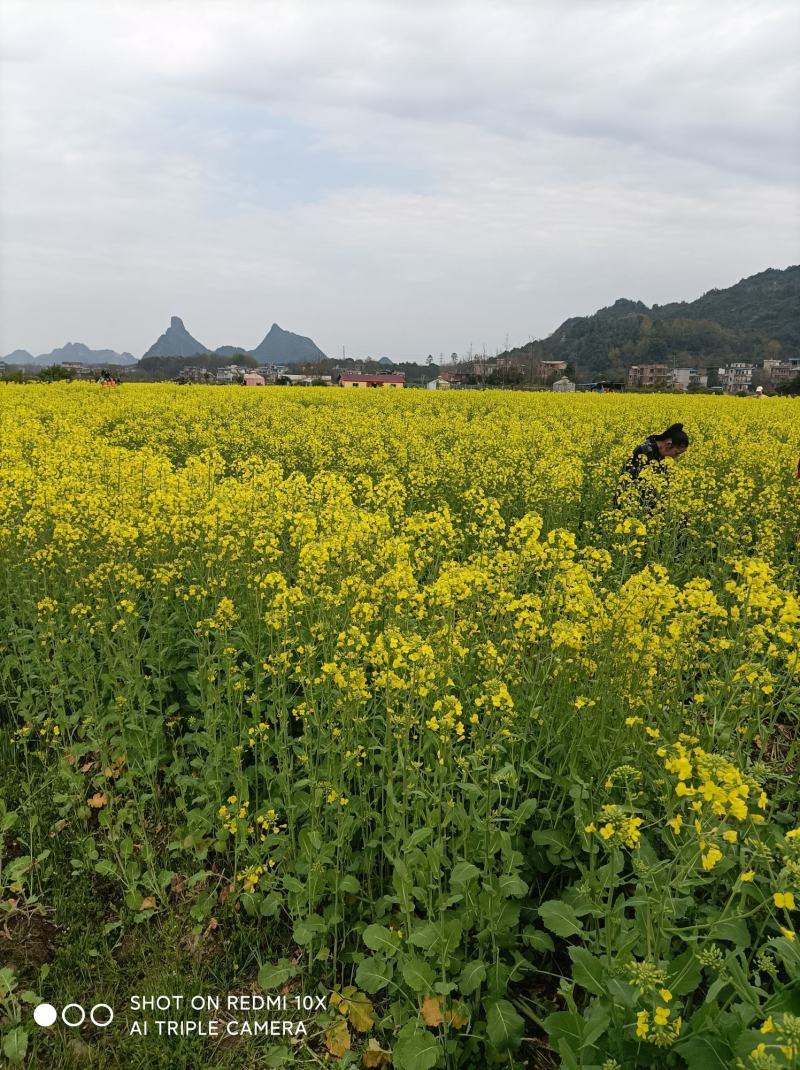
[141,317,327,363]
[4,318,327,367]
[504,266,800,377]
[3,268,796,376]
[4,342,138,367]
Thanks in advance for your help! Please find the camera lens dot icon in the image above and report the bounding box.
[33,1004,58,1028]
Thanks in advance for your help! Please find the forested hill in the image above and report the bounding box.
[651,267,799,344]
[507,266,799,378]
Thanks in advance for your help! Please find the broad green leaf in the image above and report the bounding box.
[440,916,463,958]
[667,948,702,996]
[497,874,528,898]
[522,926,554,952]
[450,861,480,887]
[2,1027,28,1065]
[260,892,282,918]
[538,900,584,938]
[458,960,486,996]
[513,798,538,823]
[293,914,325,945]
[406,828,433,849]
[708,917,750,947]
[485,998,524,1053]
[568,947,606,996]
[356,955,393,994]
[674,1033,734,1069]
[581,1004,611,1049]
[363,923,402,956]
[408,922,438,950]
[401,955,435,993]
[392,1031,440,1070]
[258,961,298,990]
[543,1010,583,1051]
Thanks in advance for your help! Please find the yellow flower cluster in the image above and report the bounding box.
[218,797,251,836]
[659,740,766,823]
[586,804,644,849]
[635,1006,683,1047]
[236,861,275,894]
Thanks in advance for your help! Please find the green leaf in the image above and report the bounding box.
[260,892,282,917]
[440,916,463,958]
[363,923,402,956]
[338,874,361,894]
[522,926,554,952]
[393,867,414,913]
[497,874,528,898]
[356,955,393,994]
[568,947,606,996]
[450,862,480,887]
[485,998,524,1053]
[408,922,438,951]
[538,900,584,938]
[2,1027,28,1064]
[513,798,539,824]
[667,948,702,996]
[258,961,299,990]
[401,955,436,993]
[293,914,325,945]
[581,1003,611,1049]
[264,1046,294,1067]
[606,976,636,1009]
[543,1010,583,1051]
[674,1033,733,1069]
[458,960,486,996]
[406,828,433,850]
[392,1031,441,1070]
[708,917,750,947]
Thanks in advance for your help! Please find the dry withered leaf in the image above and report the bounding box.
[445,1001,470,1029]
[421,994,443,1027]
[362,1037,392,1067]
[324,1018,350,1058]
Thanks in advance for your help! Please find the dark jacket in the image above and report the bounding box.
[623,436,662,480]
[615,436,667,509]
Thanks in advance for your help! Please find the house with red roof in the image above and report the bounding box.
[339,372,405,389]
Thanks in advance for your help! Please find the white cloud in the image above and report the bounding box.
[1,0,798,358]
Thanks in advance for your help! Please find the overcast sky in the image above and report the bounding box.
[1,0,798,361]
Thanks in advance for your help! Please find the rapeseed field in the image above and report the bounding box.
[1,384,798,1069]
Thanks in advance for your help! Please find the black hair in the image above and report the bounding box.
[655,422,689,448]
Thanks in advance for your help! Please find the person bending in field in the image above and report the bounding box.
[614,422,690,511]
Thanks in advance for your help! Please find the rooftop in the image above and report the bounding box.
[339,373,406,383]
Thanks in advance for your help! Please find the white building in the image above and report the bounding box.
[215,364,251,384]
[721,363,754,393]
[427,377,451,390]
[552,377,575,392]
[671,368,708,391]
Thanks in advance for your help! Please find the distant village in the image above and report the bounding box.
[2,352,800,395]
